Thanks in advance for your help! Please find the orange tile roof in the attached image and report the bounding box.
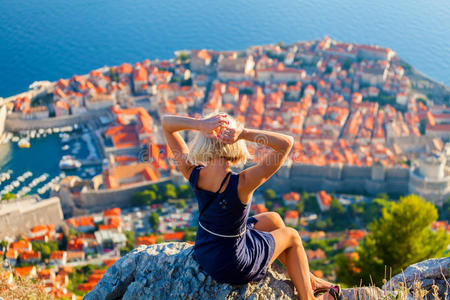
[104,208,121,217]
[133,67,148,82]
[21,251,41,261]
[14,266,36,278]
[282,192,300,202]
[10,240,31,253]
[136,236,157,246]
[163,232,185,241]
[318,191,332,207]
[6,249,18,259]
[50,251,66,260]
[255,204,268,213]
[285,211,299,219]
[104,258,119,268]
[197,49,211,60]
[347,230,365,240]
[118,63,133,74]
[67,238,85,251]
[66,216,95,228]
[77,282,98,292]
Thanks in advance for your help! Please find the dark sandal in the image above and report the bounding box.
[314,284,339,297]
[314,287,331,297]
[328,285,343,300]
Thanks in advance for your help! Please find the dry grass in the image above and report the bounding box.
[0,261,54,300]
[346,266,450,300]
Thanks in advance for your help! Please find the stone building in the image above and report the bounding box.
[0,197,64,240]
[409,152,450,205]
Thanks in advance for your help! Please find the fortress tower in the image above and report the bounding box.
[409,151,450,205]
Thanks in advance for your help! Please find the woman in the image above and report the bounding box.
[161,113,341,300]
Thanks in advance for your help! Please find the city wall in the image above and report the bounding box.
[263,163,409,195]
[0,197,64,239]
[0,105,6,136]
[71,178,171,215]
[5,109,111,132]
[64,162,411,216]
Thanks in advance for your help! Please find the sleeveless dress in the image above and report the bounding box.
[189,165,276,285]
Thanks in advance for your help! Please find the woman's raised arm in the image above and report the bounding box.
[235,128,294,202]
[161,114,228,178]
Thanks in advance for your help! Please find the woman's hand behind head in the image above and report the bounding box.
[200,114,229,138]
[218,125,244,144]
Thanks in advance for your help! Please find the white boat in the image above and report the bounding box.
[60,133,71,143]
[86,168,96,176]
[11,136,19,143]
[59,155,81,170]
[62,145,69,151]
[18,138,30,148]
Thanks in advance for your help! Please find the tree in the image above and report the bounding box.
[328,197,348,230]
[304,193,320,214]
[149,212,160,232]
[342,58,353,71]
[176,200,186,210]
[131,190,157,206]
[263,189,276,202]
[419,119,427,135]
[338,195,450,286]
[1,193,15,201]
[164,183,177,200]
[120,231,135,255]
[32,241,58,261]
[416,97,427,107]
[182,230,196,242]
[177,184,193,199]
[178,52,189,62]
[59,231,69,250]
[148,184,159,193]
[0,240,7,251]
[295,201,304,216]
[439,198,450,221]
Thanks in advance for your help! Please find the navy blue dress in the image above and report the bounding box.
[189,165,276,285]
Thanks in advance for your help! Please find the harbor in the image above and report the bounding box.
[0,123,104,200]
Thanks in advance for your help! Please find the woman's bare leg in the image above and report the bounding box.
[270,227,315,300]
[253,212,334,290]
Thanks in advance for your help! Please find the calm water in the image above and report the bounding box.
[0,133,102,196]
[1,0,449,98]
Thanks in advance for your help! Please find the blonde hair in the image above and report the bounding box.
[188,113,252,166]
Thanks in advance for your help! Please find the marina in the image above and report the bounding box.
[0,123,103,200]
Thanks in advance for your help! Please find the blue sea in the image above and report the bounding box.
[0,0,449,98]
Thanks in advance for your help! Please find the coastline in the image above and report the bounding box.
[2,41,448,104]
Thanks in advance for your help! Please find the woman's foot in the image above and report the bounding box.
[314,284,341,298]
[311,276,334,294]
[315,286,342,300]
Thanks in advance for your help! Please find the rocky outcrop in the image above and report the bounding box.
[84,242,297,300]
[384,257,450,299]
[84,242,448,300]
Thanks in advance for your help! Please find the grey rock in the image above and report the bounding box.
[84,242,449,300]
[384,257,450,300]
[84,242,297,300]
